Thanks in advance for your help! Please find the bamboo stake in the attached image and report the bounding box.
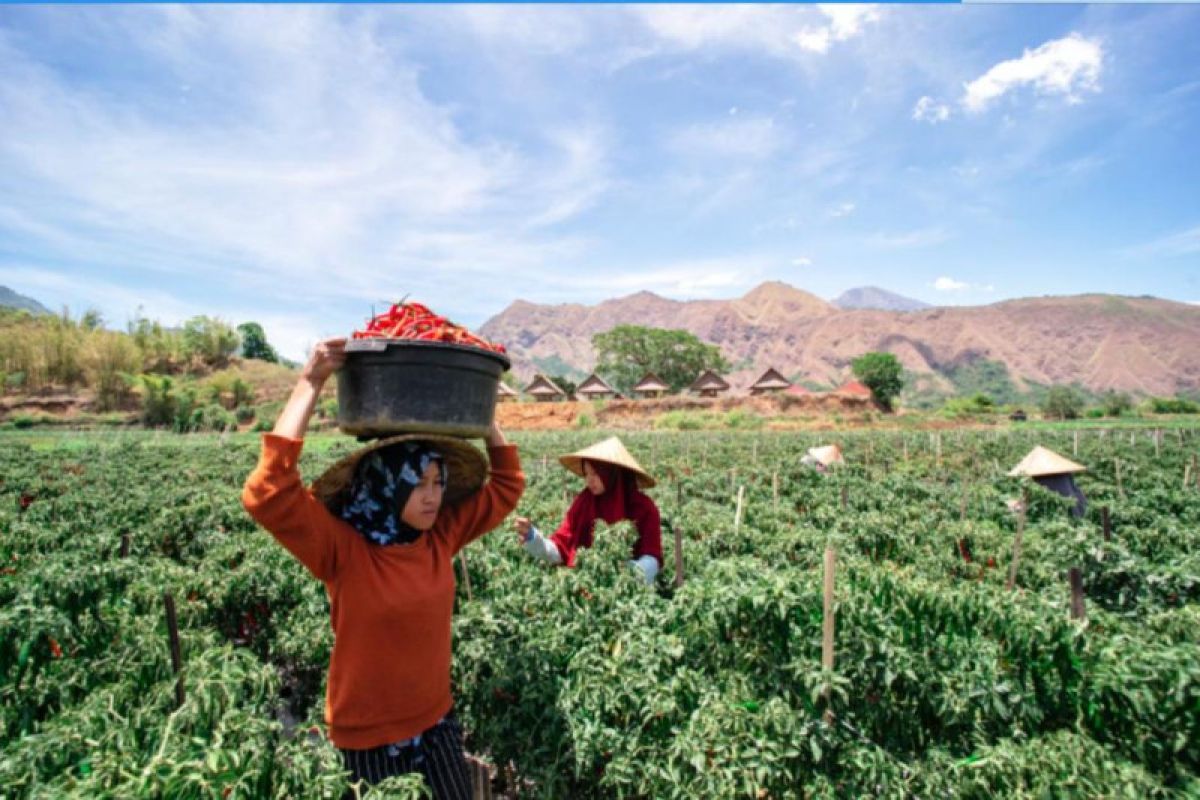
[672,521,684,589]
[163,592,185,709]
[1115,458,1125,500]
[1006,499,1026,591]
[772,471,779,511]
[1102,506,1111,542]
[120,533,130,559]
[822,546,836,723]
[1073,430,1079,457]
[1154,429,1161,459]
[1193,454,1199,490]
[1068,568,1086,622]
[840,485,848,511]
[459,553,473,602]
[734,486,745,534]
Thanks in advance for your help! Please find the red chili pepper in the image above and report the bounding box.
[49,638,62,659]
[352,301,506,354]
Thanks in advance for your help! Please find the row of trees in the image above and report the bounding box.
[0,308,281,410]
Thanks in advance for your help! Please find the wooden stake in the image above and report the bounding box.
[1193,454,1199,490]
[672,521,684,589]
[822,546,836,722]
[119,533,130,559]
[1068,568,1086,622]
[1154,429,1161,459]
[840,485,848,511]
[902,438,908,463]
[734,486,745,534]
[458,553,473,602]
[1115,458,1125,500]
[1006,500,1026,591]
[1184,462,1191,492]
[752,440,758,465]
[1101,506,1111,542]
[163,592,185,709]
[1073,430,1079,457]
[772,471,779,511]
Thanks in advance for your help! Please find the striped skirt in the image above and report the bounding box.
[340,715,472,800]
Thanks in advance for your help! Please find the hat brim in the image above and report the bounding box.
[558,455,656,489]
[311,434,488,512]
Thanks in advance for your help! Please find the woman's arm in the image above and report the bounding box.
[273,338,346,438]
[435,421,525,554]
[243,338,348,582]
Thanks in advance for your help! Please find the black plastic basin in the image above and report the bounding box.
[337,339,511,438]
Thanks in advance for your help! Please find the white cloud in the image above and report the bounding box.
[963,33,1103,113]
[932,276,968,292]
[830,202,857,218]
[633,5,879,59]
[795,5,881,54]
[668,117,784,159]
[912,96,951,124]
[792,257,813,267]
[0,8,612,338]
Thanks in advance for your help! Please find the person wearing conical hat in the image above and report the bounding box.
[800,444,843,473]
[1008,445,1087,517]
[241,337,525,799]
[514,436,662,585]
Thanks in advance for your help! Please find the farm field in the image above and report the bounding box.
[1,427,1198,799]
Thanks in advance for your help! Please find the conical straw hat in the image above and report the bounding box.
[559,436,656,489]
[311,433,488,512]
[806,444,844,467]
[1008,445,1086,478]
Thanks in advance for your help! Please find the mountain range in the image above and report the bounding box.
[0,285,51,316]
[479,282,1200,397]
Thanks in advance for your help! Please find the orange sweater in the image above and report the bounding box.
[242,434,524,749]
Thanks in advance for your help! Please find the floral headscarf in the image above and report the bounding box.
[339,442,447,546]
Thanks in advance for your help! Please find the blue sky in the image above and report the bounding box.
[1,5,1198,361]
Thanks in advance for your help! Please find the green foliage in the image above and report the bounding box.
[204,373,256,410]
[593,325,729,395]
[574,413,596,430]
[1101,390,1135,418]
[136,374,176,427]
[946,359,1021,404]
[941,393,996,418]
[1,427,1198,797]
[1146,397,1200,415]
[235,405,256,425]
[547,374,579,398]
[181,316,240,369]
[237,322,280,363]
[850,352,903,411]
[1041,386,1086,420]
[81,330,140,412]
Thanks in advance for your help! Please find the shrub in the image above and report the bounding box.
[235,405,256,424]
[1146,397,1199,414]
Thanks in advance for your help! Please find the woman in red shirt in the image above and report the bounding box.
[515,436,662,584]
[242,337,524,799]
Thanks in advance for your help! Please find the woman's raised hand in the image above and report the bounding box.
[301,337,348,385]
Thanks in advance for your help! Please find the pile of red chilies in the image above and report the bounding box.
[352,301,507,355]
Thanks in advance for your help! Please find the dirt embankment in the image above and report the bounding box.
[495,392,876,430]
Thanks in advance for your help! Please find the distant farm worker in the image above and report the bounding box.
[241,337,524,799]
[515,436,662,585]
[801,444,844,473]
[1008,445,1087,518]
